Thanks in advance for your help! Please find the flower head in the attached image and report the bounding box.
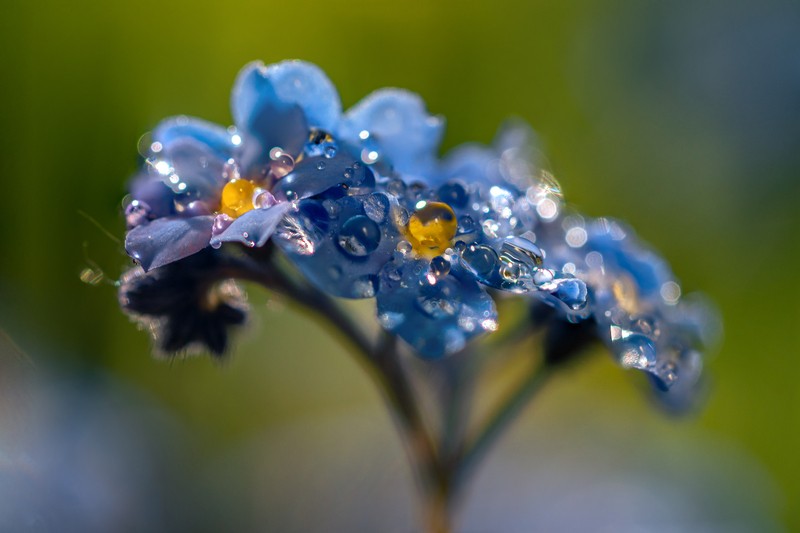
[120,60,718,390]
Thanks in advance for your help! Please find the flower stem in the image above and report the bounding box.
[229,247,449,531]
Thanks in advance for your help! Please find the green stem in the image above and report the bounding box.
[227,248,449,532]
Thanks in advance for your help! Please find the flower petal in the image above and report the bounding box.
[272,153,375,201]
[231,61,340,172]
[337,89,444,176]
[274,194,401,298]
[125,216,214,271]
[376,260,498,359]
[209,203,292,248]
[152,116,234,160]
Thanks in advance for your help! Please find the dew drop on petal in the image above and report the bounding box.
[337,215,381,257]
[460,244,498,277]
[396,240,413,256]
[406,201,458,257]
[363,193,389,223]
[220,179,257,218]
[429,256,451,278]
[352,275,377,298]
[270,149,295,178]
[125,199,151,228]
[253,189,277,209]
[437,182,469,209]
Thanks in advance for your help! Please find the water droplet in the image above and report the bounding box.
[461,244,498,277]
[489,186,515,219]
[322,199,340,219]
[125,199,151,228]
[482,219,500,239]
[324,144,338,158]
[212,213,234,237]
[316,161,327,170]
[406,202,458,257]
[220,179,257,218]
[533,268,554,285]
[396,240,413,256]
[352,276,377,298]
[457,215,475,234]
[270,149,295,178]
[660,281,681,304]
[549,278,588,310]
[429,256,451,278]
[379,312,404,329]
[363,193,389,223]
[253,190,277,209]
[437,182,469,208]
[361,148,379,164]
[415,278,460,319]
[337,215,381,257]
[616,334,657,370]
[381,310,411,332]
[386,178,406,197]
[565,226,588,248]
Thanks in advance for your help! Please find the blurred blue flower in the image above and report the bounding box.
[535,214,720,407]
[118,249,248,356]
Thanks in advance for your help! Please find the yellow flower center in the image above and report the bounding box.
[406,201,458,257]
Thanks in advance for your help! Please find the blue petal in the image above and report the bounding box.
[274,194,401,298]
[231,61,340,173]
[272,153,375,201]
[157,137,228,200]
[257,60,341,132]
[376,261,498,359]
[152,116,234,160]
[209,203,291,248]
[125,216,214,271]
[128,174,176,219]
[337,89,444,176]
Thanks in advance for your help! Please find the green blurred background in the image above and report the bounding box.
[1,0,798,530]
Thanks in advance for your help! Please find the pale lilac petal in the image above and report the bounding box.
[209,203,291,248]
[125,216,214,271]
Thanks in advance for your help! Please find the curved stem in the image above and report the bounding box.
[225,248,449,531]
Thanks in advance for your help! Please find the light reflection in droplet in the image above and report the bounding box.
[565,227,588,248]
[660,281,681,304]
[536,197,558,220]
[154,161,171,175]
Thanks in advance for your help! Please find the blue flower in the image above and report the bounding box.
[534,214,720,405]
[125,60,445,273]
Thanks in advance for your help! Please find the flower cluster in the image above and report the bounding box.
[120,60,718,407]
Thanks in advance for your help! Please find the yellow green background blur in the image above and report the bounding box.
[1,0,798,531]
